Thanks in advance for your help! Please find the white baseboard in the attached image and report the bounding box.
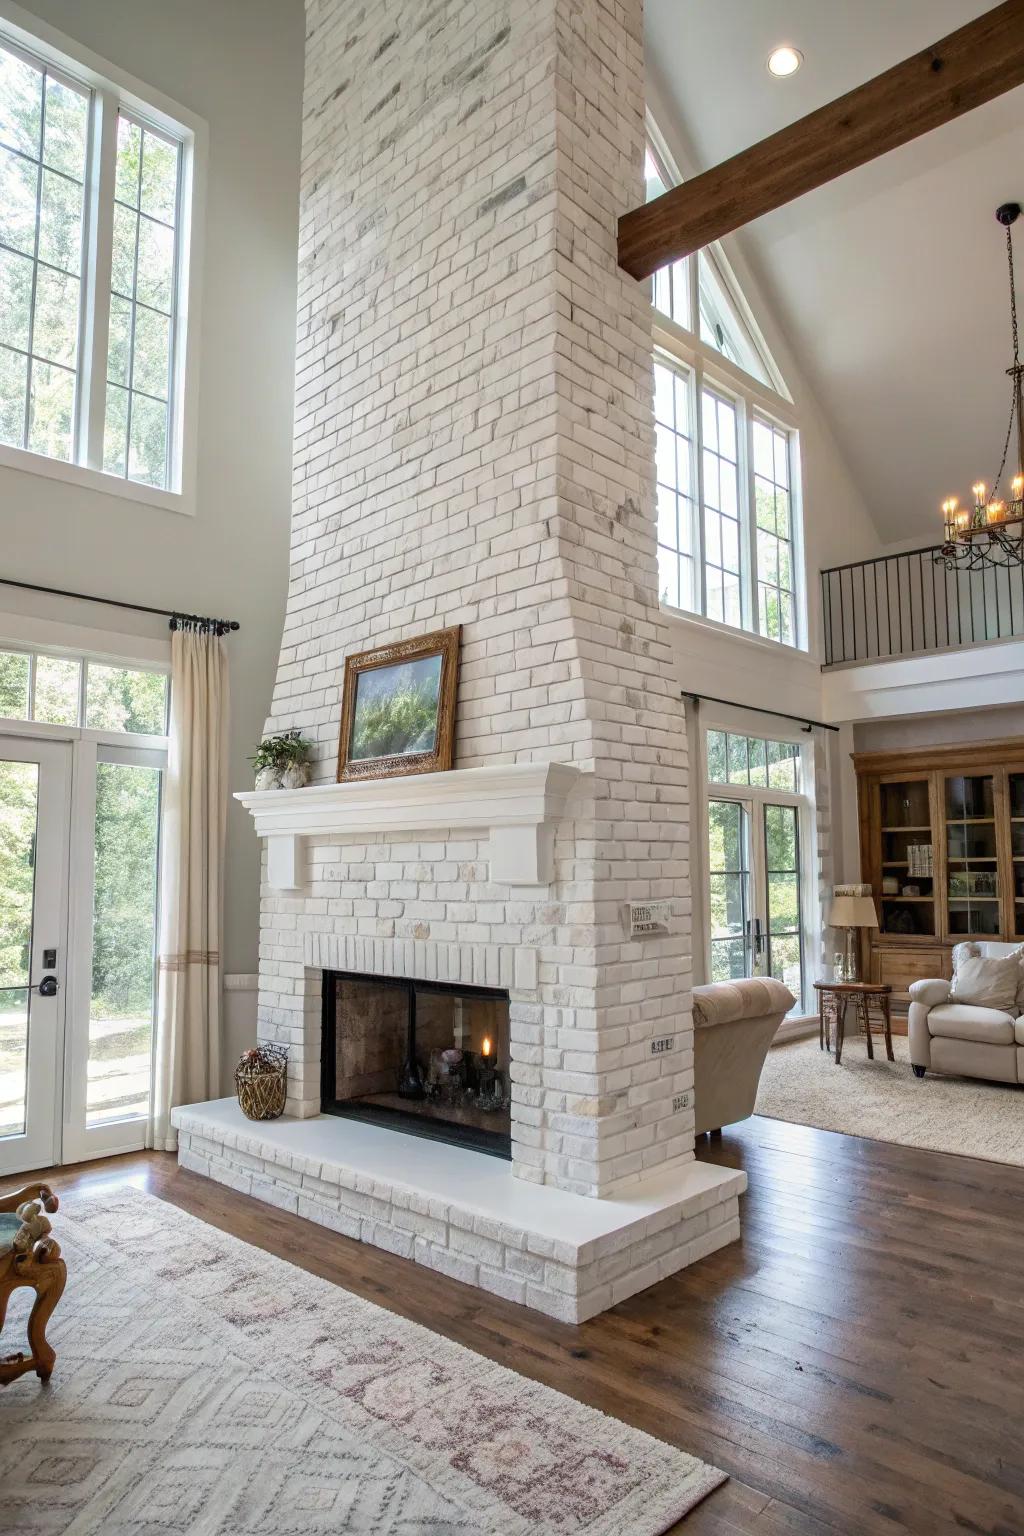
[773,1015,818,1045]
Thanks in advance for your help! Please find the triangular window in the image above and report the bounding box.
[698,253,770,386]
[645,135,782,393]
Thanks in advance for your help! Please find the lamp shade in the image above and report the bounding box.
[828,892,878,929]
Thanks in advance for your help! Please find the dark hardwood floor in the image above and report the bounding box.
[5,1115,1024,1535]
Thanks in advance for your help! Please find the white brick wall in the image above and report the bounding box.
[250,0,701,1207]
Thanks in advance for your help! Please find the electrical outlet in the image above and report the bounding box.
[672,1092,690,1113]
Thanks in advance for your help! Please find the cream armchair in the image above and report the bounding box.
[692,976,796,1135]
[909,940,1024,1085]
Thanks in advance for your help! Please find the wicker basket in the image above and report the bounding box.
[235,1043,288,1120]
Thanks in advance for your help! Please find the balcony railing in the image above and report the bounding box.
[821,545,1024,666]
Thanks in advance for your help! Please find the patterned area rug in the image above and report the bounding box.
[0,1188,723,1534]
[757,1033,1024,1166]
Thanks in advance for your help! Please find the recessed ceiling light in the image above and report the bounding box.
[767,45,803,78]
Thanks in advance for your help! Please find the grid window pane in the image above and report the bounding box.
[764,802,803,1005]
[0,145,37,254]
[44,75,88,178]
[653,359,696,613]
[754,416,796,643]
[701,389,741,628]
[28,358,75,459]
[710,733,801,795]
[0,246,32,350]
[128,389,167,486]
[0,651,29,716]
[33,653,80,724]
[88,759,161,1127]
[104,113,180,489]
[86,664,168,734]
[0,47,42,156]
[0,40,87,457]
[32,263,78,366]
[0,344,27,444]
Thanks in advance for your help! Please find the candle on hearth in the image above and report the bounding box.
[481,1036,492,1060]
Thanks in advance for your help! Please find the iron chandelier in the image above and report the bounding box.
[937,202,1024,572]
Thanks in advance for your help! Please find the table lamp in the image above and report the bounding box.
[827,883,878,982]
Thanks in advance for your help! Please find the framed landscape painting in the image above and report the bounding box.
[337,626,461,781]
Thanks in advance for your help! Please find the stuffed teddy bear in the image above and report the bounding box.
[12,1200,52,1254]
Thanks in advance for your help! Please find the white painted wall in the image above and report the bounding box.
[0,0,304,998]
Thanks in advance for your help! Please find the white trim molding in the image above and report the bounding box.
[235,762,583,890]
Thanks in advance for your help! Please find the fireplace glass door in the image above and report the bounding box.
[322,972,512,1158]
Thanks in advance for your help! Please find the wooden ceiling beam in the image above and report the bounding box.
[619,0,1024,280]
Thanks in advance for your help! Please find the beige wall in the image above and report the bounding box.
[853,706,1024,754]
[0,0,304,976]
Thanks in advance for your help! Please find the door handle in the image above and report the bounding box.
[38,975,58,997]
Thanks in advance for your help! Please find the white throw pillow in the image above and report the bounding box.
[948,953,1021,1014]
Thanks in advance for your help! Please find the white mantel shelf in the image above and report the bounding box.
[235,762,582,890]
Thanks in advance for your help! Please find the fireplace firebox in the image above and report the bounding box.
[321,971,511,1158]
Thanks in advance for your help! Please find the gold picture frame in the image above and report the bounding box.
[337,626,461,782]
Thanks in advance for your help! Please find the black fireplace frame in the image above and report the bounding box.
[320,969,512,1160]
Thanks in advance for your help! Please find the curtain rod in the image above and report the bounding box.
[0,576,240,636]
[684,691,839,734]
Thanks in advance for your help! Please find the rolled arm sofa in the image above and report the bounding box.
[692,976,795,1135]
[909,941,1024,1085]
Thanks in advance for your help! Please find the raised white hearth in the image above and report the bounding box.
[235,762,582,890]
[172,1098,745,1323]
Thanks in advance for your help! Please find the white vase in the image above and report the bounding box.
[281,761,311,790]
[255,764,283,791]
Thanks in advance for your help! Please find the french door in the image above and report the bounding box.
[707,793,805,1007]
[0,732,163,1176]
[0,738,71,1175]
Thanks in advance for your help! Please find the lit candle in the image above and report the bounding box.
[955,509,970,531]
[1013,475,1024,501]
[481,1037,491,1059]
[973,481,987,507]
[988,499,1007,524]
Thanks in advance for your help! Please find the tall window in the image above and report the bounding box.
[647,135,802,646]
[0,27,190,492]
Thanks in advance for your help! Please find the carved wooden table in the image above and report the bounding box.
[814,981,895,1066]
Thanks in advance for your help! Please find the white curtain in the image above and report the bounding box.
[148,625,229,1151]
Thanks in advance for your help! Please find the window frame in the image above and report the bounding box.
[0,0,204,514]
[700,720,816,1015]
[647,130,805,651]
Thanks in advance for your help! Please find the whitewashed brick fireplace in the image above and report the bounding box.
[172,0,745,1321]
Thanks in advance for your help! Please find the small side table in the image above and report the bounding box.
[814,981,895,1066]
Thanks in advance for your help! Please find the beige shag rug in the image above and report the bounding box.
[757,1033,1024,1166]
[0,1188,723,1535]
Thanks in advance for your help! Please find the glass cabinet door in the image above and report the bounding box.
[945,774,999,936]
[877,778,935,938]
[1009,773,1024,939]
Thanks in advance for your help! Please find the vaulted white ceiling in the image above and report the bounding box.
[645,0,1024,546]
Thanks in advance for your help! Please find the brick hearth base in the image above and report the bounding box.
[172,1100,745,1324]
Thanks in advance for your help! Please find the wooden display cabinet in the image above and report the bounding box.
[854,740,1024,1009]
